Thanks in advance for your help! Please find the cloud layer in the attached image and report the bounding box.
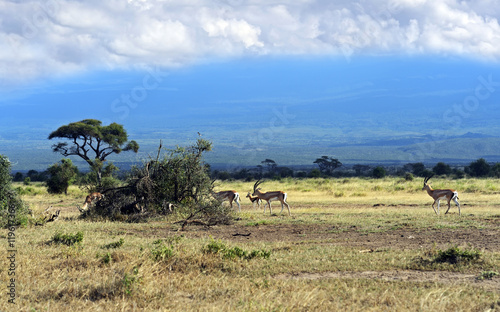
[1,0,500,85]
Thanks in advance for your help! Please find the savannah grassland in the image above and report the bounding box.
[1,177,500,311]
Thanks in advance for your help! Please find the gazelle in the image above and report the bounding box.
[246,192,262,210]
[422,175,461,216]
[252,180,291,216]
[77,192,104,212]
[213,190,241,212]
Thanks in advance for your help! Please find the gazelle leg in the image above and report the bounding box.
[431,200,438,215]
[444,200,452,214]
[453,197,461,216]
[284,201,291,216]
[436,199,440,215]
[268,202,272,215]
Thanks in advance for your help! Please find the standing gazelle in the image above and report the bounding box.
[213,190,241,212]
[422,175,461,216]
[252,180,291,216]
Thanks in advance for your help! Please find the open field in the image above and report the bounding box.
[1,177,500,311]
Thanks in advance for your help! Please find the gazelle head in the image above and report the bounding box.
[252,179,263,196]
[422,174,434,191]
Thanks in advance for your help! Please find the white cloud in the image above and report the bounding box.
[1,0,500,86]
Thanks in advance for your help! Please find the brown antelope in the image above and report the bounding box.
[422,175,461,216]
[213,190,241,212]
[77,192,104,212]
[252,180,290,216]
[246,192,262,210]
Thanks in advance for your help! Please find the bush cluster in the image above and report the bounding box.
[202,239,271,260]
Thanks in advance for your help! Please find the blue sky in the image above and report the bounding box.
[1,0,500,168]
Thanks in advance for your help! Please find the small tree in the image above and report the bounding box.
[406,162,426,177]
[313,156,342,176]
[48,119,139,186]
[308,169,321,178]
[46,159,79,195]
[491,163,500,178]
[261,159,277,176]
[372,166,386,179]
[433,162,452,175]
[466,158,491,177]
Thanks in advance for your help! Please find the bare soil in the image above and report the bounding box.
[178,221,500,252]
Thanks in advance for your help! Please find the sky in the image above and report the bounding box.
[1,0,500,168]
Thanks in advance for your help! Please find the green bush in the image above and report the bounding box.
[477,271,499,280]
[46,159,78,194]
[202,239,271,260]
[372,166,386,179]
[52,231,84,246]
[151,240,174,262]
[434,246,481,264]
[102,238,125,249]
[404,172,414,181]
[0,154,30,228]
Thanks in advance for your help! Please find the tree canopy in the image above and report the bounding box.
[48,119,139,185]
[313,156,342,176]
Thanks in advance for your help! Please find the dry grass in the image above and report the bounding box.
[1,178,500,311]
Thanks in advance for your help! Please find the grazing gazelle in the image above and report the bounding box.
[252,180,291,216]
[213,190,241,212]
[422,175,461,216]
[77,192,104,212]
[246,192,262,210]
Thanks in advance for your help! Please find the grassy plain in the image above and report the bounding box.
[1,177,500,311]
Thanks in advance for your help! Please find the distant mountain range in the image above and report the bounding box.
[3,124,499,172]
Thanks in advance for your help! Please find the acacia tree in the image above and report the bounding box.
[313,156,342,176]
[261,159,277,176]
[48,119,139,186]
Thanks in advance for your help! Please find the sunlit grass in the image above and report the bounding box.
[2,177,499,311]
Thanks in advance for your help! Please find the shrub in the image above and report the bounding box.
[83,139,232,226]
[433,162,452,175]
[404,172,414,181]
[466,158,491,177]
[102,238,125,249]
[202,239,271,260]
[46,159,78,194]
[0,154,30,228]
[151,240,174,262]
[477,271,499,280]
[372,166,386,179]
[434,246,481,264]
[52,231,84,246]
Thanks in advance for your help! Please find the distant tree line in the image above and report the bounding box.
[211,157,500,181]
[11,156,500,188]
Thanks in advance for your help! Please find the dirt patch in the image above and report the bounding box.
[176,222,500,252]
